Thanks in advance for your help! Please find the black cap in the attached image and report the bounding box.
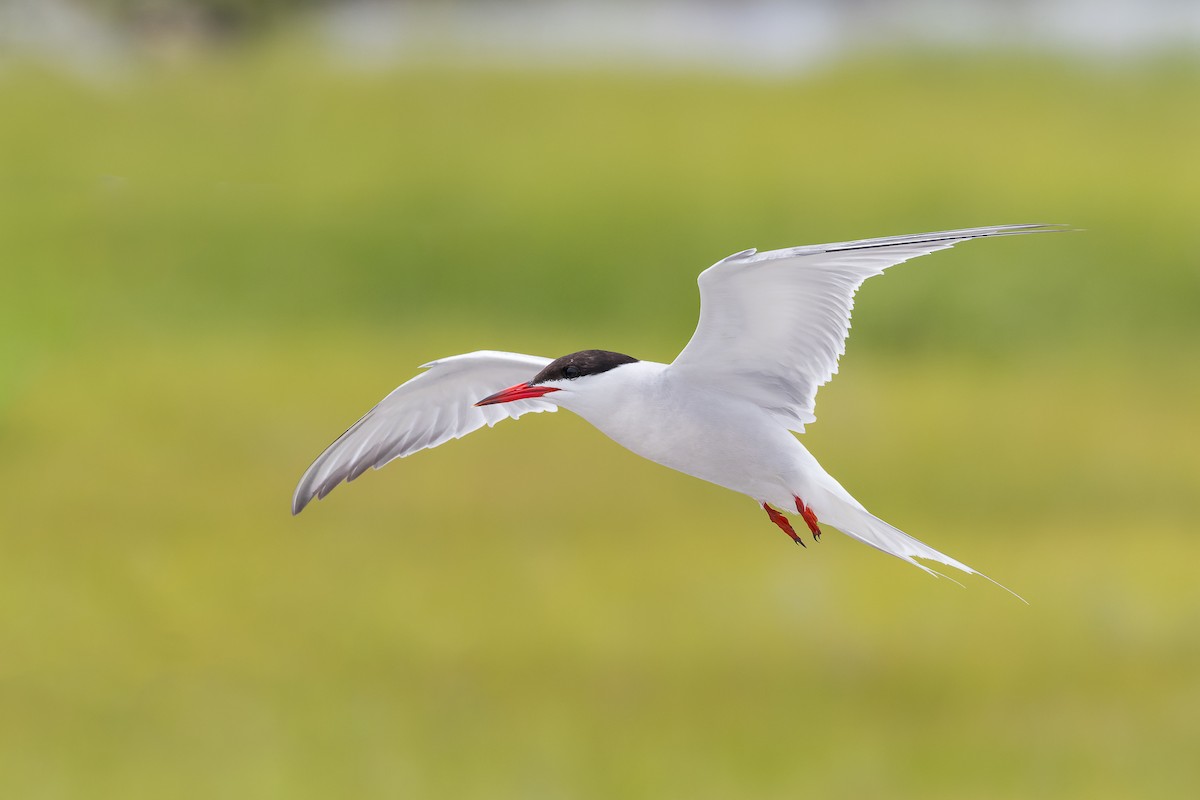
[530,350,639,384]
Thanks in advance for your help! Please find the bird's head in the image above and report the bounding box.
[474,349,639,408]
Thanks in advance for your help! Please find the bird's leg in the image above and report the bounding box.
[794,496,822,542]
[763,503,805,547]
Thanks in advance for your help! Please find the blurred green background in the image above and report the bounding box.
[2,2,1200,798]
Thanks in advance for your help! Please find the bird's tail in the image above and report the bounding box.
[823,501,1026,602]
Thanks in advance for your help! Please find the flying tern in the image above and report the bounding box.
[293,224,1064,591]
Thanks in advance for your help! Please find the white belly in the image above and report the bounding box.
[558,361,834,508]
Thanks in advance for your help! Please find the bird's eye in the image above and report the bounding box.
[563,365,581,379]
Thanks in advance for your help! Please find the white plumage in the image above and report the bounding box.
[293,351,557,507]
[294,223,1065,596]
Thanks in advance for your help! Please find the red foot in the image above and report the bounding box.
[763,503,805,547]
[794,497,822,541]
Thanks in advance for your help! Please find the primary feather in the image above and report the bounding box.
[672,224,1066,431]
[292,351,555,514]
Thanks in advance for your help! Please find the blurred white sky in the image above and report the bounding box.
[3,0,1200,75]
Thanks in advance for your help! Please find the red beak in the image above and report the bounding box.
[475,382,560,406]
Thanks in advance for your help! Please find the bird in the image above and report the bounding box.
[293,223,1065,593]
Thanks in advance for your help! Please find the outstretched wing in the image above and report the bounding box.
[292,350,554,514]
[669,224,1065,431]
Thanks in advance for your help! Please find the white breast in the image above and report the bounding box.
[553,361,822,506]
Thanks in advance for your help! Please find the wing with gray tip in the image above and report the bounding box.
[670,224,1067,432]
[292,350,554,514]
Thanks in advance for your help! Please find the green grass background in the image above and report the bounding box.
[1,47,1198,798]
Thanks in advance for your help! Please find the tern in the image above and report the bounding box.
[293,224,1063,590]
